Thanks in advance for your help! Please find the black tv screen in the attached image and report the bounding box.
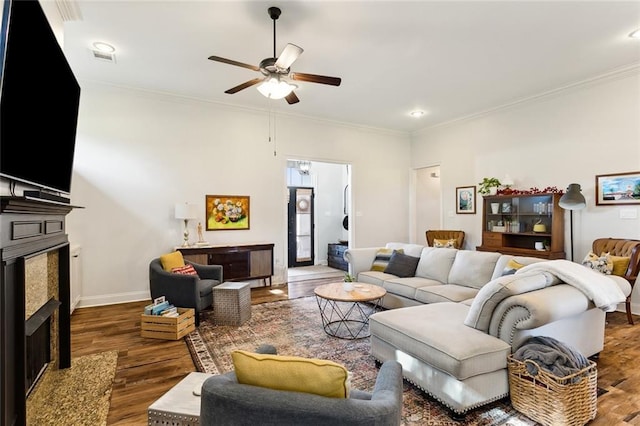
[0,0,81,195]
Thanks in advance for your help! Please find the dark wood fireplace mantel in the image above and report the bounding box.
[1,196,78,426]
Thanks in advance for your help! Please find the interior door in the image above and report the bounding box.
[288,187,314,267]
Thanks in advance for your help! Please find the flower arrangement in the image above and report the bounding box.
[343,273,356,282]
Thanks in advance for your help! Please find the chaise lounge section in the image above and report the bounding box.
[345,242,629,415]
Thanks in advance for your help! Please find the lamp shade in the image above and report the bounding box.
[175,203,198,220]
[559,183,586,210]
[257,77,295,99]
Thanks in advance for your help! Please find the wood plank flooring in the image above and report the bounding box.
[70,283,640,425]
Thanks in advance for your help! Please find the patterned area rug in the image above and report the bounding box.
[186,297,536,425]
[26,350,118,426]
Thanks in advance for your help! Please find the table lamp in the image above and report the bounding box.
[175,203,198,247]
[558,183,586,261]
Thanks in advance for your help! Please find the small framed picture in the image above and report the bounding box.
[595,171,640,205]
[502,203,511,213]
[456,186,476,214]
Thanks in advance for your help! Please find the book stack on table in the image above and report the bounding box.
[144,296,179,317]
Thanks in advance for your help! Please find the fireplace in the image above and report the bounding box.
[1,197,75,426]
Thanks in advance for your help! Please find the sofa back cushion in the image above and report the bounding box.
[414,247,458,284]
[385,242,425,258]
[448,250,501,289]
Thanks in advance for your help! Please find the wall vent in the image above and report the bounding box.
[90,49,116,63]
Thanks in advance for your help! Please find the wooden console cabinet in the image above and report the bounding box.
[476,193,565,260]
[177,243,274,286]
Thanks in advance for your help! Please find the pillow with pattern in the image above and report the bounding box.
[171,264,199,277]
[582,251,613,275]
[433,238,457,249]
[370,248,404,271]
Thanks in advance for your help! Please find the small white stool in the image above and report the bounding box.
[148,372,213,426]
[213,281,251,326]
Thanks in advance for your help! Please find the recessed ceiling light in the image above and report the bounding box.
[409,110,425,118]
[629,29,640,39]
[92,42,116,53]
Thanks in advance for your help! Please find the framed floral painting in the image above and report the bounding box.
[595,171,640,206]
[456,186,476,214]
[206,195,250,230]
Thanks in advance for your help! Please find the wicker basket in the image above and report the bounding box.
[507,355,597,426]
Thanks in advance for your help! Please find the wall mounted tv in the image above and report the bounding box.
[0,0,81,196]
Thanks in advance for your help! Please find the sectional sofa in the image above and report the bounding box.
[344,242,629,415]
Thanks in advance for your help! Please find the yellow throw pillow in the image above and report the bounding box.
[433,238,457,249]
[159,251,185,272]
[231,350,350,398]
[602,253,630,277]
[502,259,525,276]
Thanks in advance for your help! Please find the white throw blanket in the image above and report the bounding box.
[516,259,626,312]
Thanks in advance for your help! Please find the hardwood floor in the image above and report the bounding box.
[71,283,640,425]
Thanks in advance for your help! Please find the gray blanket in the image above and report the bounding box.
[513,336,591,378]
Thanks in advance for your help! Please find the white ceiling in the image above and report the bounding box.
[56,1,640,133]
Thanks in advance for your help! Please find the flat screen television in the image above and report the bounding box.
[0,0,81,197]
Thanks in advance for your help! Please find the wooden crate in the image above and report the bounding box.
[141,308,195,340]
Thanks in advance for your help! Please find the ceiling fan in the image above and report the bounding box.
[208,6,341,105]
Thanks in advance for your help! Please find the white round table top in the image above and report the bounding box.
[313,282,387,302]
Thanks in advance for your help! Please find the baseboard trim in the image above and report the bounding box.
[75,290,150,309]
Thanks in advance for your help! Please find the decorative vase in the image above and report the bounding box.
[489,187,498,195]
[491,203,500,214]
[342,281,354,292]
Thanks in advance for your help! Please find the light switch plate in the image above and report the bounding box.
[619,209,638,219]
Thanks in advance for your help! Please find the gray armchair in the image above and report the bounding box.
[200,360,403,425]
[148,258,223,326]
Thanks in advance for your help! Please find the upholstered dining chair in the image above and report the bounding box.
[425,230,465,249]
[592,238,640,325]
[199,351,403,426]
[148,258,223,326]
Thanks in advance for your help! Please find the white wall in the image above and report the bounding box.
[410,71,640,313]
[66,83,411,307]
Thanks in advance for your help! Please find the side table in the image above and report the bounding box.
[213,281,251,325]
[148,372,213,426]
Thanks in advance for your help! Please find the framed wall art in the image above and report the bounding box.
[206,195,250,230]
[595,171,640,206]
[456,186,476,214]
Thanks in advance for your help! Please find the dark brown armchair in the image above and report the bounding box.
[592,238,640,325]
[425,230,465,249]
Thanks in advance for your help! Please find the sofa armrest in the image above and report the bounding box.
[488,284,591,336]
[344,247,380,278]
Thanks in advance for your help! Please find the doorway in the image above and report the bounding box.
[287,187,314,267]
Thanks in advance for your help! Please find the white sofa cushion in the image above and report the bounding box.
[383,277,441,300]
[385,242,425,258]
[415,285,479,304]
[415,247,458,283]
[356,270,396,287]
[448,250,501,289]
[369,303,511,380]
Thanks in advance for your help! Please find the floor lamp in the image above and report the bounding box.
[558,184,586,261]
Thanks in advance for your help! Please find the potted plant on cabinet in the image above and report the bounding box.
[478,177,502,195]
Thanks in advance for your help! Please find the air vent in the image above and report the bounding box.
[90,50,116,63]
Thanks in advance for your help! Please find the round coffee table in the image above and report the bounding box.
[313,282,386,340]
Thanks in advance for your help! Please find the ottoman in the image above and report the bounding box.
[148,371,213,425]
[213,281,251,325]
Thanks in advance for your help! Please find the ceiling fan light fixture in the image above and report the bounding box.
[257,77,296,99]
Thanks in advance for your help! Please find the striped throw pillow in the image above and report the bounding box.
[171,264,199,276]
[371,248,404,272]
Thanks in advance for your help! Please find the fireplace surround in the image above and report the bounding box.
[0,197,77,425]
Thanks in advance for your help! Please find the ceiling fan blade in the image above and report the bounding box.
[290,72,341,86]
[208,55,260,72]
[225,78,263,94]
[275,43,303,70]
[285,91,300,105]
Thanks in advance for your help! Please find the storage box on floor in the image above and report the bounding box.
[507,355,598,426]
[141,308,195,340]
